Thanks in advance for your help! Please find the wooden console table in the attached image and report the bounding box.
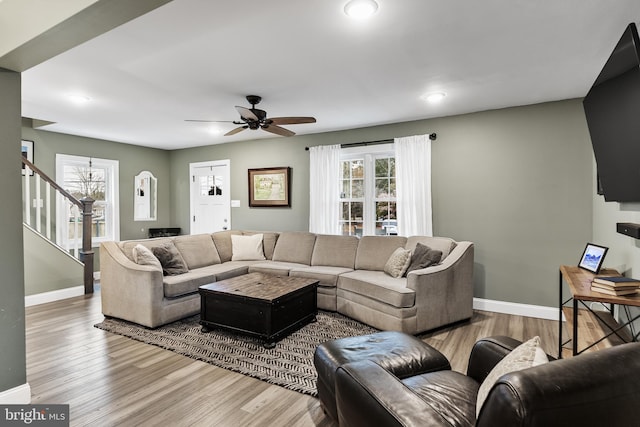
[558,265,640,358]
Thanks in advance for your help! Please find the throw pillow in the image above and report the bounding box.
[151,241,189,276]
[132,244,162,271]
[231,233,266,261]
[405,243,442,276]
[383,247,412,278]
[476,336,548,417]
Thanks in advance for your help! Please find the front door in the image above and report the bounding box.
[189,160,230,234]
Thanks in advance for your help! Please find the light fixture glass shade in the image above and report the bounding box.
[344,0,378,19]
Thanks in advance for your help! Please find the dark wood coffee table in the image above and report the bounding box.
[199,272,318,348]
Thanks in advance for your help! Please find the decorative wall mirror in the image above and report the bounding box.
[134,171,157,221]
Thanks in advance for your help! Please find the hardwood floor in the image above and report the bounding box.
[25,291,616,426]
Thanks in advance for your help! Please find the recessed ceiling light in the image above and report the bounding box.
[68,94,91,104]
[421,92,446,103]
[344,0,378,19]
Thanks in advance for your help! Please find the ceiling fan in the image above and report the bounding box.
[186,95,316,137]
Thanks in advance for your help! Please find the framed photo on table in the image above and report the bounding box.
[578,243,608,273]
[248,167,291,207]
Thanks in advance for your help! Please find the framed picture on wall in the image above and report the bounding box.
[21,139,34,176]
[248,167,291,207]
[578,243,608,273]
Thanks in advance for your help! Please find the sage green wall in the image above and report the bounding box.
[21,125,172,276]
[170,99,593,308]
[0,69,27,398]
[23,226,83,296]
[592,158,640,329]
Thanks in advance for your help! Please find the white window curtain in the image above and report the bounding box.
[309,144,341,234]
[394,134,433,236]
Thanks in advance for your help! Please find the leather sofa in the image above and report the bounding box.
[100,230,474,330]
[333,335,640,427]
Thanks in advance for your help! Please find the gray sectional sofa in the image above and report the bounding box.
[100,230,474,333]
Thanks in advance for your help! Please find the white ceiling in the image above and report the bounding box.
[17,0,640,150]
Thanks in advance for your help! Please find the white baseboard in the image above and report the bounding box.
[474,298,563,321]
[25,286,84,307]
[0,383,31,404]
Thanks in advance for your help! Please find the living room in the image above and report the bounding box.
[3,0,640,424]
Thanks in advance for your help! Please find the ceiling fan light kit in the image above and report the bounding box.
[344,0,378,19]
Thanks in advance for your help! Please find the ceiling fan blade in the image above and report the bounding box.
[235,106,259,122]
[224,126,248,136]
[262,124,295,137]
[185,119,236,123]
[268,117,316,125]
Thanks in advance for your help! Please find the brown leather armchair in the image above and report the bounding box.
[334,336,640,427]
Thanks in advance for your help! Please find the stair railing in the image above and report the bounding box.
[22,156,95,294]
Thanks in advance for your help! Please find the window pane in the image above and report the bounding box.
[351,202,363,220]
[375,158,389,177]
[351,160,364,178]
[375,178,389,197]
[389,158,396,177]
[341,202,350,220]
[389,178,396,197]
[351,179,364,198]
[342,161,350,179]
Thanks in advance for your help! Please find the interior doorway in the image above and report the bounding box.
[189,160,231,234]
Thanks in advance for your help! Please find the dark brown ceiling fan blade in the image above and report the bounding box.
[268,117,316,125]
[225,126,248,136]
[185,119,236,123]
[262,124,295,137]
[235,106,259,122]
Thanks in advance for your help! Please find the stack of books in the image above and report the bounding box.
[591,276,640,296]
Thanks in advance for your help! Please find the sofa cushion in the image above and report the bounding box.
[384,247,412,278]
[405,243,442,276]
[248,261,308,275]
[173,234,221,269]
[132,244,162,271]
[152,241,189,276]
[403,370,478,426]
[231,234,267,261]
[355,236,408,271]
[476,336,547,416]
[119,237,173,262]
[290,265,354,288]
[311,235,359,269]
[405,236,456,260]
[243,231,279,260]
[211,230,243,262]
[162,267,217,298]
[272,231,317,265]
[338,270,415,308]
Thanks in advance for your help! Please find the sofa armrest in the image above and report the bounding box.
[100,241,166,327]
[335,360,451,427]
[466,336,522,383]
[478,342,640,426]
[406,242,474,332]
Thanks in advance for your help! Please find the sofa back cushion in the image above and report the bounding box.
[272,231,317,265]
[119,237,173,262]
[311,234,359,268]
[173,234,221,269]
[242,231,279,260]
[405,236,456,260]
[355,236,408,271]
[211,230,242,262]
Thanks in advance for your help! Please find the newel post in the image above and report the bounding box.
[80,196,95,294]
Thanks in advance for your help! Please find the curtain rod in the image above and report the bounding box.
[304,133,436,151]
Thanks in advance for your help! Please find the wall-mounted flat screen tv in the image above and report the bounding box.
[583,23,640,202]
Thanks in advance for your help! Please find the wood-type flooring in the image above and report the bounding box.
[25,291,619,426]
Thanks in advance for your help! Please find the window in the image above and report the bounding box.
[56,154,119,248]
[340,145,396,236]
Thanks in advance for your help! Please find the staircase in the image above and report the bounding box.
[22,156,95,294]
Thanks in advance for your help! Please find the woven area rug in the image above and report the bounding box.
[94,311,377,396]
